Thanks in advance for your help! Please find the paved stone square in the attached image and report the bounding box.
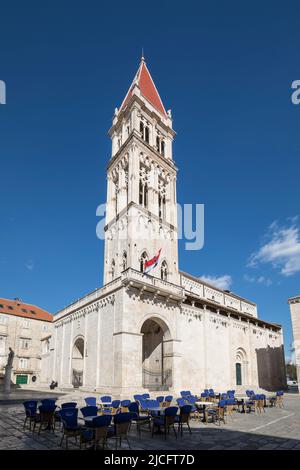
[0,393,299,450]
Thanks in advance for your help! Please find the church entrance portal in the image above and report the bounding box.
[141,318,172,390]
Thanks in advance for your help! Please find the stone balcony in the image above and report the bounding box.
[121,268,185,301]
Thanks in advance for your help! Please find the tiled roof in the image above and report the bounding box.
[0,298,53,322]
[119,58,167,117]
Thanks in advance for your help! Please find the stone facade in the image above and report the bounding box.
[288,295,300,394]
[42,58,286,396]
[0,300,52,387]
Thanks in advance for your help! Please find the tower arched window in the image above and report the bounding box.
[111,259,116,280]
[156,136,160,152]
[140,120,150,144]
[161,140,165,157]
[139,167,149,209]
[122,251,127,271]
[161,260,168,281]
[140,251,148,273]
[140,121,144,136]
[144,183,148,208]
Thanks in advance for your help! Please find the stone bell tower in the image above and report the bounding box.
[103,57,179,285]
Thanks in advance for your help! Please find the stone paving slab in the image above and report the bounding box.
[0,393,299,450]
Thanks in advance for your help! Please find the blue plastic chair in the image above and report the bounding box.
[109,413,132,449]
[41,398,57,406]
[101,395,112,404]
[175,404,192,436]
[23,401,38,429]
[111,400,121,413]
[33,403,57,433]
[61,402,77,409]
[156,396,164,403]
[141,393,150,399]
[128,401,151,435]
[176,398,187,407]
[84,396,97,407]
[164,395,173,404]
[59,408,81,449]
[91,415,112,450]
[120,400,131,410]
[152,406,178,439]
[80,406,98,418]
[133,394,142,402]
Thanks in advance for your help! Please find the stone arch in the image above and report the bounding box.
[160,259,168,281]
[235,347,248,386]
[140,315,173,390]
[139,249,149,273]
[72,335,84,388]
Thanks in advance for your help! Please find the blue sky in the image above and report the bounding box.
[0,1,299,359]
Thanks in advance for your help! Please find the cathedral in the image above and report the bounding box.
[42,58,286,395]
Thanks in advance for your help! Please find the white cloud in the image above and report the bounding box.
[200,274,232,290]
[248,218,300,276]
[243,273,272,286]
[25,260,34,271]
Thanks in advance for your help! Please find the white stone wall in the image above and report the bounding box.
[0,312,53,387]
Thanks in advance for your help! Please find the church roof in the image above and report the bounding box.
[0,298,53,322]
[119,57,167,117]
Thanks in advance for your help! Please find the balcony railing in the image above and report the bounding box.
[121,268,185,300]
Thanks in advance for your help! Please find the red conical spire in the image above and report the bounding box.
[119,57,167,117]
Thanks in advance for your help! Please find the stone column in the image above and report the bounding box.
[52,326,58,381]
[68,318,74,386]
[288,296,300,394]
[227,313,235,388]
[59,322,65,386]
[82,314,88,387]
[202,305,208,388]
[246,319,253,386]
[96,308,101,388]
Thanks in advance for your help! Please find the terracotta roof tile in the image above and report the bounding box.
[0,298,53,322]
[120,59,167,117]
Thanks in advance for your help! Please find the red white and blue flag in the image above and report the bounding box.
[144,249,162,274]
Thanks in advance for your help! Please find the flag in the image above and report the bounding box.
[144,249,162,274]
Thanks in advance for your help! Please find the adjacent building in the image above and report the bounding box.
[0,298,53,387]
[42,58,286,395]
[288,295,300,393]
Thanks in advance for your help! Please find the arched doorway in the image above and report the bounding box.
[235,348,248,386]
[141,317,172,390]
[72,337,84,388]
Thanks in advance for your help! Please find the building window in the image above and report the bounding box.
[156,135,166,156]
[0,335,6,354]
[140,251,148,273]
[140,120,150,143]
[156,136,160,152]
[42,339,50,354]
[19,338,31,350]
[122,251,127,271]
[19,358,29,370]
[0,315,7,325]
[158,180,166,220]
[158,193,166,220]
[22,320,30,329]
[42,324,48,332]
[161,260,168,281]
[139,167,149,209]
